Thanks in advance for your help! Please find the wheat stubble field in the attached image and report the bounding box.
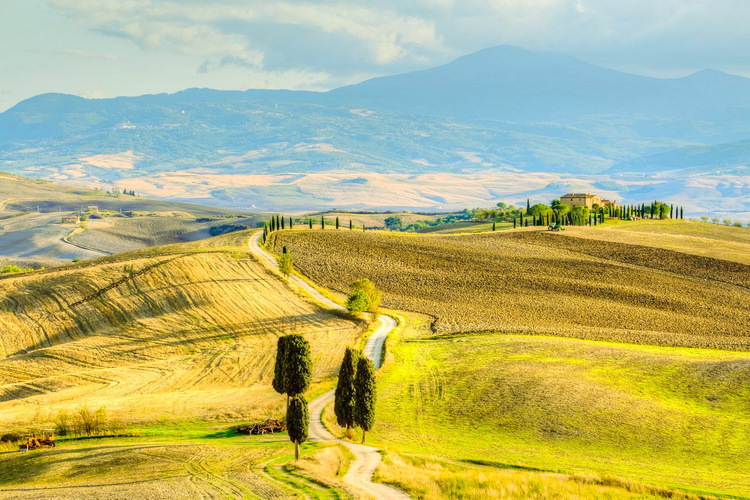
[0,233,364,430]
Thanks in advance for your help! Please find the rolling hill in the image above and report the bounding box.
[1,46,749,214]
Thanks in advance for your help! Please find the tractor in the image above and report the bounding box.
[547,223,565,231]
[19,429,55,451]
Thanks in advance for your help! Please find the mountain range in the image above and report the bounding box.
[1,45,748,216]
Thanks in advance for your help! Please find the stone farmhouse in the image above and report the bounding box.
[561,193,617,210]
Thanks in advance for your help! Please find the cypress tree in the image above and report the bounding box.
[284,334,312,397]
[336,216,340,230]
[282,245,288,254]
[270,218,275,232]
[281,216,285,230]
[287,395,309,460]
[272,336,290,404]
[309,218,313,229]
[670,205,674,219]
[513,218,516,229]
[321,215,325,230]
[289,217,293,229]
[524,218,528,227]
[680,207,684,219]
[526,198,530,215]
[354,357,376,444]
[492,222,496,231]
[349,219,353,230]
[334,348,360,430]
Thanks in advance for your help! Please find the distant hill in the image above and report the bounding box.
[609,139,750,174]
[0,46,749,212]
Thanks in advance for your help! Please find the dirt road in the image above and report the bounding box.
[248,231,408,499]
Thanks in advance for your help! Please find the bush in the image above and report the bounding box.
[346,291,370,312]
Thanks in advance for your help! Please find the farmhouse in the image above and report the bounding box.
[61,215,80,224]
[561,193,617,210]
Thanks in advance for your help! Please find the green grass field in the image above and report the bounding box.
[368,319,750,498]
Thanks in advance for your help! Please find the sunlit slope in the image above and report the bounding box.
[560,219,750,265]
[0,232,363,430]
[269,230,750,349]
[374,329,750,498]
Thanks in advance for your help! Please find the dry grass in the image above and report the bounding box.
[269,230,750,350]
[0,231,364,432]
[376,453,719,500]
[562,219,750,265]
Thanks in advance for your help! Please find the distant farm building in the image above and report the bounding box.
[561,193,617,210]
[61,216,80,224]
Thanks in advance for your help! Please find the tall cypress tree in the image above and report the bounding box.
[287,395,309,460]
[289,217,293,229]
[513,218,516,229]
[284,334,312,397]
[349,219,353,230]
[680,207,684,219]
[321,215,325,230]
[272,336,290,405]
[492,222,496,231]
[336,216,340,230]
[281,216,285,230]
[334,348,360,430]
[526,198,531,215]
[354,357,376,443]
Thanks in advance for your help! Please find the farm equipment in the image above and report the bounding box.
[547,223,565,231]
[19,429,55,451]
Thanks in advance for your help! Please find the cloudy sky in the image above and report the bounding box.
[1,0,748,111]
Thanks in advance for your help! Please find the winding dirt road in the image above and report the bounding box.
[248,231,409,499]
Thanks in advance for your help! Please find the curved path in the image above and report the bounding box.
[249,231,409,499]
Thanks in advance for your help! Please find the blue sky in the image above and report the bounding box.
[1,0,749,112]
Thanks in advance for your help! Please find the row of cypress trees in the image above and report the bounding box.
[272,334,312,459]
[334,348,376,443]
[262,214,362,244]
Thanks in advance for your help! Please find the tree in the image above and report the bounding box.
[526,198,531,215]
[680,207,684,219]
[492,222,496,231]
[287,395,309,460]
[529,203,551,217]
[321,216,325,230]
[349,219,353,230]
[384,216,403,230]
[284,334,312,397]
[281,216,285,230]
[278,253,293,279]
[513,218,516,229]
[309,218,313,229]
[348,278,382,313]
[336,216,340,230]
[334,348,361,431]
[289,217,293,229]
[272,336,290,402]
[354,357,376,443]
[346,291,369,312]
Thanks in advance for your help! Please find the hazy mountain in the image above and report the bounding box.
[0,46,748,213]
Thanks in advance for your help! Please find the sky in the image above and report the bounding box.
[1,0,749,112]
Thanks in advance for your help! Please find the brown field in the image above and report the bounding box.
[312,212,442,229]
[268,230,750,350]
[0,232,364,433]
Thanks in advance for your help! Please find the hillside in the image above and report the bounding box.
[1,47,749,214]
[0,172,256,266]
[0,231,365,432]
[269,229,750,349]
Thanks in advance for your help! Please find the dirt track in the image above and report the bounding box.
[249,230,409,499]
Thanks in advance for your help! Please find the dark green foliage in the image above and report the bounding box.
[513,218,516,229]
[526,198,530,215]
[287,395,309,460]
[349,219,353,230]
[289,217,293,229]
[336,216,340,230]
[334,348,361,429]
[680,207,684,219]
[492,222,496,231]
[309,218,313,229]
[321,215,325,229]
[384,216,403,230]
[284,334,312,396]
[272,336,290,396]
[354,357,376,443]
[281,216,285,230]
[346,291,369,312]
[282,245,288,254]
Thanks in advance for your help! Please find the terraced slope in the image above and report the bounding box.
[269,230,750,350]
[0,231,364,431]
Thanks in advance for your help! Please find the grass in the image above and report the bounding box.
[268,229,750,350]
[376,453,720,500]
[367,316,750,498]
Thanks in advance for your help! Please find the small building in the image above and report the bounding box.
[561,193,617,210]
[61,216,80,224]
